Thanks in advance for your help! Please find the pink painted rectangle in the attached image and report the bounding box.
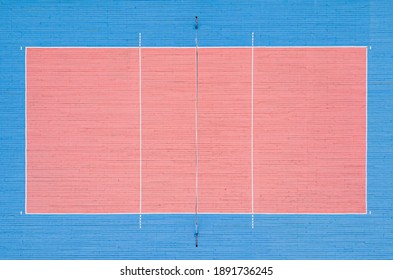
[26,48,140,213]
[253,48,367,213]
[26,47,366,214]
[141,48,196,213]
[198,48,252,213]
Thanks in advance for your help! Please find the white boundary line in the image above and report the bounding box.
[25,212,368,215]
[24,46,369,217]
[366,46,369,214]
[24,47,27,215]
[25,46,369,49]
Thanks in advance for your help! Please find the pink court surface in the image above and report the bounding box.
[26,47,367,214]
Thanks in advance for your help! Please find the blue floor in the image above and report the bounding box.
[1,0,393,259]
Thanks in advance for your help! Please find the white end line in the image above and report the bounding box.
[366,46,368,214]
[25,47,27,215]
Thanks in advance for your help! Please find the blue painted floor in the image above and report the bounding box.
[1,0,393,259]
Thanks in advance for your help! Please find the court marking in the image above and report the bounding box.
[24,212,369,215]
[251,32,254,228]
[366,46,368,214]
[139,33,142,228]
[24,46,368,215]
[24,47,27,215]
[195,25,199,237]
[25,46,369,49]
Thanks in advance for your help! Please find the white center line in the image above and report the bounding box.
[195,16,199,247]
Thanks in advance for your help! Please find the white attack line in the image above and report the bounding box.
[251,32,255,229]
[139,33,143,228]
